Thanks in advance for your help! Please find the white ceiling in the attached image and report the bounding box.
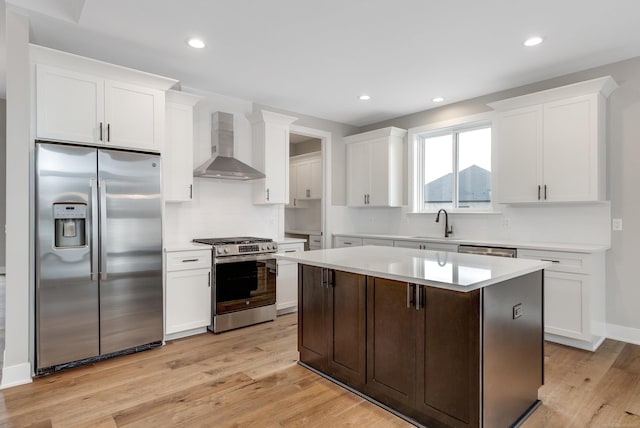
[4,0,640,126]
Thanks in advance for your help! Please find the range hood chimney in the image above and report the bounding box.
[193,112,265,180]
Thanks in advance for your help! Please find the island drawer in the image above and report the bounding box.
[166,250,211,272]
[517,249,590,274]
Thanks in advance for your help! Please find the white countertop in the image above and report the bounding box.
[276,246,550,292]
[277,237,307,244]
[333,233,609,253]
[286,229,322,236]
[164,242,212,252]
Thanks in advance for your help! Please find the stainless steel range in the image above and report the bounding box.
[192,237,278,333]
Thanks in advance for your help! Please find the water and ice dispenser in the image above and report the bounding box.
[53,203,87,248]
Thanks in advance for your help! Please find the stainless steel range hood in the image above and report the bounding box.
[193,112,265,180]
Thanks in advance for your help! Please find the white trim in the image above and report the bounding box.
[289,124,332,251]
[607,323,640,346]
[545,333,605,352]
[408,112,494,136]
[0,361,32,389]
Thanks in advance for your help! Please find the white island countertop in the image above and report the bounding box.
[276,246,550,292]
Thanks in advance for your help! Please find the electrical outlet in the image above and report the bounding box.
[513,303,523,320]
[613,218,623,231]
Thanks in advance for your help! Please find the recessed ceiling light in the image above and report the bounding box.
[359,94,371,101]
[432,97,444,103]
[187,38,206,49]
[524,36,543,47]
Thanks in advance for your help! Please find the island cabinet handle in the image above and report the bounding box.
[406,283,415,308]
[541,259,560,263]
[415,284,423,311]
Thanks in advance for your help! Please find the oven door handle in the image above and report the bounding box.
[214,253,275,264]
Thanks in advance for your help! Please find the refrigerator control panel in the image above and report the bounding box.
[53,203,87,219]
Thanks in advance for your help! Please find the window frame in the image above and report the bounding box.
[408,112,497,214]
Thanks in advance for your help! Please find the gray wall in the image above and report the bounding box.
[290,138,321,156]
[0,98,5,272]
[360,56,640,333]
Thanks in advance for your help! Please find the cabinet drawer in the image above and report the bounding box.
[334,236,363,248]
[362,238,394,247]
[166,250,211,272]
[518,249,590,274]
[309,234,322,245]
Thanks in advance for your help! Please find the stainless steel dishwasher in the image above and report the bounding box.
[458,244,517,258]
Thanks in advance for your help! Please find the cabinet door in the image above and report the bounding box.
[296,160,312,199]
[368,138,391,206]
[415,286,481,427]
[105,80,164,152]
[347,142,371,206]
[394,240,423,249]
[543,95,597,202]
[366,277,416,414]
[298,265,327,371]
[164,101,194,202]
[262,123,289,204]
[496,105,542,203]
[544,271,590,340]
[327,271,366,388]
[276,260,298,312]
[166,269,211,334]
[310,157,322,199]
[288,163,298,207]
[36,65,104,144]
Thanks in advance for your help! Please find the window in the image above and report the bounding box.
[415,123,491,211]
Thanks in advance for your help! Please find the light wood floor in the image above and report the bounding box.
[0,314,639,428]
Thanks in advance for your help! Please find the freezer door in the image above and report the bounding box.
[98,149,163,354]
[36,143,99,369]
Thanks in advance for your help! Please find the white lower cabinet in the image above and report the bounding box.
[334,236,363,248]
[394,240,458,252]
[165,249,211,339]
[362,238,394,247]
[277,242,305,314]
[518,248,605,351]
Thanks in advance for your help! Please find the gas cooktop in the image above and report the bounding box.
[192,237,277,256]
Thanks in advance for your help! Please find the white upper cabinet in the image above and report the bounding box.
[36,65,104,145]
[345,127,406,207]
[164,90,202,202]
[291,152,322,202]
[250,110,297,205]
[32,46,177,153]
[490,76,617,203]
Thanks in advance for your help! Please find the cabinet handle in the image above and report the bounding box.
[364,194,367,205]
[415,284,424,311]
[107,123,111,142]
[366,194,370,204]
[406,283,414,308]
[537,185,541,200]
[208,271,211,287]
[181,259,199,263]
[189,184,193,199]
[99,122,103,141]
[343,242,352,245]
[544,184,547,200]
[306,189,310,198]
[266,188,270,201]
[541,259,560,264]
[294,198,296,207]
[284,249,297,253]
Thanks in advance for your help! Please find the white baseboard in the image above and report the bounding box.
[0,362,32,389]
[545,333,605,352]
[607,323,640,346]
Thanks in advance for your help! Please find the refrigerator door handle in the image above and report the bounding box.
[99,179,108,280]
[90,179,99,281]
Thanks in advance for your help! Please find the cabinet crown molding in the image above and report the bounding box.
[344,126,407,144]
[30,44,178,91]
[248,109,298,126]
[166,89,202,106]
[488,76,618,111]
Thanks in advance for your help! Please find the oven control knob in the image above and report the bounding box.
[224,248,229,254]
[216,248,222,254]
[262,245,266,250]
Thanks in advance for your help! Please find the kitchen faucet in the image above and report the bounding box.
[435,209,453,238]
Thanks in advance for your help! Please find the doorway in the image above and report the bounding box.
[285,127,327,250]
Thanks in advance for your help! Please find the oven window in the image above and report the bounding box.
[215,259,276,314]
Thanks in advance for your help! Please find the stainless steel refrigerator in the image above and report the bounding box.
[35,141,163,372]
